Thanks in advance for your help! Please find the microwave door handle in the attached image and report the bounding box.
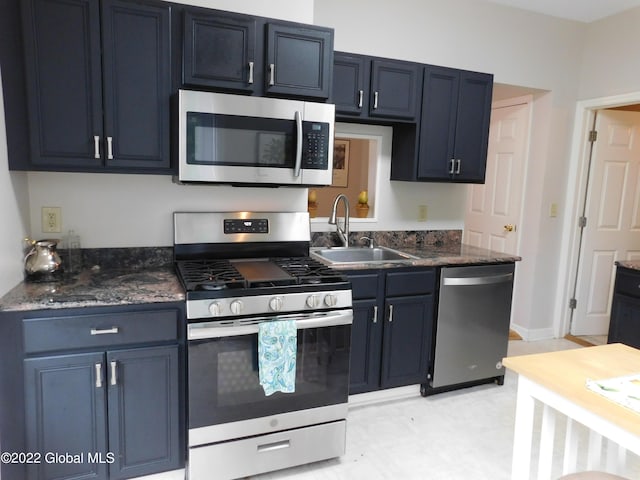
[294,110,303,177]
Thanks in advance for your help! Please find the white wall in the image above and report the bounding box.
[578,7,640,100]
[314,0,586,338]
[0,70,30,297]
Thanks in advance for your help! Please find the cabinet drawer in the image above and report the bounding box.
[347,273,379,299]
[23,309,179,354]
[616,270,640,298]
[386,270,435,296]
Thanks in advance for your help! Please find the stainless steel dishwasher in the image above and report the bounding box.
[421,263,515,396]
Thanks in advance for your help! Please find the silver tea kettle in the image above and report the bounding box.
[24,238,62,276]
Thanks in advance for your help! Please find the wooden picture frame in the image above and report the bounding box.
[332,139,349,187]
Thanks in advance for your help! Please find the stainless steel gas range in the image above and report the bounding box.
[173,212,353,480]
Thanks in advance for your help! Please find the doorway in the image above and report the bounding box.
[556,91,640,339]
[569,108,640,336]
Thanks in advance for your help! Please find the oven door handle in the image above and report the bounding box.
[188,309,353,340]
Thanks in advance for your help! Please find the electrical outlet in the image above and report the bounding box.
[41,207,61,233]
[418,205,428,222]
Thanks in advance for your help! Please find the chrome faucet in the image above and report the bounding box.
[359,236,375,248]
[328,194,350,247]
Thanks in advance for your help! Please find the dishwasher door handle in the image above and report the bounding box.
[443,273,513,286]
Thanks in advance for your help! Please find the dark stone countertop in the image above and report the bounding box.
[0,266,184,312]
[311,243,521,270]
[616,260,640,271]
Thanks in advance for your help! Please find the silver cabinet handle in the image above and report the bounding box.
[248,61,254,84]
[107,136,113,160]
[110,361,117,386]
[373,91,379,109]
[95,363,103,388]
[269,63,275,86]
[90,327,119,335]
[358,90,364,108]
[443,273,513,286]
[94,136,100,159]
[293,110,302,177]
[388,304,394,322]
[449,159,455,174]
[455,159,461,174]
[372,305,378,323]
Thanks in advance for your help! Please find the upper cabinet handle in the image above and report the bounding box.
[248,61,254,84]
[388,304,394,322]
[358,90,364,108]
[94,136,100,159]
[269,63,275,86]
[107,136,113,160]
[449,159,455,174]
[455,159,461,175]
[372,305,378,324]
[373,91,379,109]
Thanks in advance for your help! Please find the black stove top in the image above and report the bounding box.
[175,256,346,294]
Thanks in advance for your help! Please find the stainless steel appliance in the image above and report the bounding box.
[423,263,515,395]
[173,212,352,480]
[177,90,335,186]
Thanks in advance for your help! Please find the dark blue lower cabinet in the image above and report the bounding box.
[24,346,180,480]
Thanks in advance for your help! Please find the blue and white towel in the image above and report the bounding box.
[258,319,297,396]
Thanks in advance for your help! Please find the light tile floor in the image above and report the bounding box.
[252,338,639,480]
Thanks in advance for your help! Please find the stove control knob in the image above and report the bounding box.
[208,301,223,316]
[230,300,244,315]
[306,295,321,308]
[324,294,338,307]
[269,296,284,312]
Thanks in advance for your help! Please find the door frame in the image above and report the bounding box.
[555,90,640,338]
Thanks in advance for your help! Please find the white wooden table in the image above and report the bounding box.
[503,343,640,480]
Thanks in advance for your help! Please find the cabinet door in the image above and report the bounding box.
[609,294,640,349]
[107,346,180,479]
[417,65,459,180]
[380,295,434,389]
[182,11,256,92]
[349,299,382,394]
[101,0,172,171]
[21,0,103,169]
[369,59,421,120]
[265,23,333,99]
[24,352,108,480]
[452,71,493,183]
[333,53,368,116]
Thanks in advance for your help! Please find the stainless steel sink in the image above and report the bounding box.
[311,246,418,264]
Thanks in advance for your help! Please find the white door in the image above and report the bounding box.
[464,98,530,254]
[571,109,640,336]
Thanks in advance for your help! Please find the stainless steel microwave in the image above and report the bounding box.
[177,90,335,186]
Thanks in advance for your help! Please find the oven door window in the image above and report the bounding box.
[186,112,295,168]
[188,325,351,428]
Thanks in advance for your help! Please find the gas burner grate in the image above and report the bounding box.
[272,257,346,285]
[176,260,245,291]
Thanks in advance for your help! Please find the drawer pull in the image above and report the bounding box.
[110,361,117,386]
[90,327,119,335]
[95,363,103,388]
[257,440,290,453]
[372,305,378,324]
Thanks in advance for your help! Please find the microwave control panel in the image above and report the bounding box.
[302,122,329,169]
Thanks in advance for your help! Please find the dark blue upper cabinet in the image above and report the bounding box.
[265,23,333,99]
[369,59,421,121]
[22,0,104,169]
[332,53,368,116]
[416,65,493,183]
[332,53,421,122]
[182,11,257,92]
[21,0,173,173]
